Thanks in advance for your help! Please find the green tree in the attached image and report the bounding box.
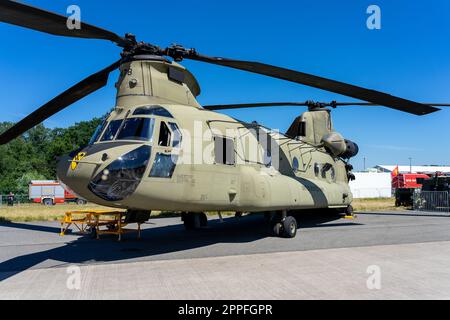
[0,117,102,195]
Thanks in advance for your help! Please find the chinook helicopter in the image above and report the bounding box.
[1,1,448,238]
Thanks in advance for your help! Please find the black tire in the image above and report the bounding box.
[199,212,208,227]
[76,199,87,205]
[88,226,97,238]
[281,216,297,238]
[272,222,283,236]
[182,212,195,230]
[346,205,354,216]
[42,198,53,206]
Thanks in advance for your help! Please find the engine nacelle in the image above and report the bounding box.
[341,139,359,159]
[321,132,347,157]
[321,132,359,159]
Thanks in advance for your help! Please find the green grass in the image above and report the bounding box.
[0,198,403,223]
[352,197,405,212]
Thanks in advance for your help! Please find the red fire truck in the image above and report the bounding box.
[392,173,430,206]
[29,180,87,206]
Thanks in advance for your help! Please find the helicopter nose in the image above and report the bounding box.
[56,147,102,200]
[57,143,152,202]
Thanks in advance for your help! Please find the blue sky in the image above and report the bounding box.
[0,0,449,170]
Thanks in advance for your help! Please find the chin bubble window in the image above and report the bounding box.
[149,153,177,178]
[116,118,155,142]
[88,145,151,201]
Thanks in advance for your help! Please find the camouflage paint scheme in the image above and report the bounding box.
[57,57,352,213]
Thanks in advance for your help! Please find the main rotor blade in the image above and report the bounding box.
[204,102,450,110]
[330,102,450,107]
[0,60,121,145]
[0,0,130,46]
[187,54,439,116]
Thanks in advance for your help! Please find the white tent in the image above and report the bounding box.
[349,172,392,199]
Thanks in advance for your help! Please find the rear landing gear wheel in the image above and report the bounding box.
[182,212,207,230]
[199,212,208,227]
[182,212,195,230]
[281,216,297,238]
[272,222,283,236]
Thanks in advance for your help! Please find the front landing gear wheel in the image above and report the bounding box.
[281,216,297,238]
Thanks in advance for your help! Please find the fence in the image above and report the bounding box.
[0,194,33,207]
[413,191,450,215]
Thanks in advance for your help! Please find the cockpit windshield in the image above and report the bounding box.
[89,120,107,144]
[100,119,122,142]
[116,118,155,142]
[90,105,172,144]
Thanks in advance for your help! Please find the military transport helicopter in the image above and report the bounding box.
[1,0,448,238]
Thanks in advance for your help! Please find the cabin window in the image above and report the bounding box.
[149,153,177,178]
[158,121,171,147]
[100,119,123,141]
[133,105,173,118]
[314,163,320,177]
[214,136,235,165]
[321,166,327,179]
[292,157,299,171]
[255,127,273,166]
[330,166,336,181]
[258,132,272,167]
[116,118,155,142]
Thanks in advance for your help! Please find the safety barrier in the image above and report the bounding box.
[413,191,450,215]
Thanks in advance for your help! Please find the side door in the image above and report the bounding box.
[148,120,181,179]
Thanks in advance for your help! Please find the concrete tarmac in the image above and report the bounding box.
[1,211,450,299]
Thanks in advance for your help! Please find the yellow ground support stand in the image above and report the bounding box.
[60,210,142,241]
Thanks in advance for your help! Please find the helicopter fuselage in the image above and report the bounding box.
[57,56,353,213]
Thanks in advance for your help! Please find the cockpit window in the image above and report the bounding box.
[169,122,181,148]
[158,121,171,146]
[133,105,173,118]
[116,118,155,142]
[89,120,107,144]
[100,119,123,142]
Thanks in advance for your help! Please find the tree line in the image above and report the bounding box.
[0,118,102,195]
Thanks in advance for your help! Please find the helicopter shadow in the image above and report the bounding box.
[0,212,361,282]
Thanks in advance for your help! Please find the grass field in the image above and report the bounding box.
[0,203,123,222]
[352,197,405,212]
[0,198,404,223]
